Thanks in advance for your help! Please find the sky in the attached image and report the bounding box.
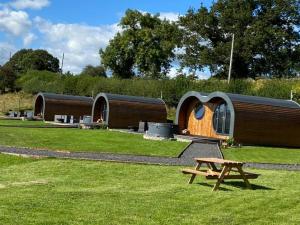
[0,0,213,78]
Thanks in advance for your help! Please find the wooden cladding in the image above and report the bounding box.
[232,101,300,147]
[177,97,227,139]
[176,91,300,147]
[92,93,167,128]
[34,93,93,121]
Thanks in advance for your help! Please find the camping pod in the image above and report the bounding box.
[175,91,300,147]
[34,92,93,122]
[92,93,167,128]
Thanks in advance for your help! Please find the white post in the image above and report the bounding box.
[60,52,64,74]
[228,33,235,84]
[291,90,295,100]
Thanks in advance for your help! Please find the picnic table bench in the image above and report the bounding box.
[182,158,260,191]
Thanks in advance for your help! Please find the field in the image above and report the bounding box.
[0,154,299,225]
[1,120,300,163]
[0,92,33,115]
[223,146,300,164]
[0,125,187,157]
[0,119,46,126]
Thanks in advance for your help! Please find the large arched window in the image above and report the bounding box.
[213,102,231,135]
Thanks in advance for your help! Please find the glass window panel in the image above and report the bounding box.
[213,102,231,135]
[194,103,205,120]
[224,107,231,134]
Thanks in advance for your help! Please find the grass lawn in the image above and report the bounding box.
[0,119,46,126]
[0,126,187,157]
[0,154,299,225]
[223,146,300,164]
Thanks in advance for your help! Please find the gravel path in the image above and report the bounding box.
[0,146,300,170]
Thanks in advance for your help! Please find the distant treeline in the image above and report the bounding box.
[17,70,300,106]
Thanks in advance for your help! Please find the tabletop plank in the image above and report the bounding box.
[194,157,244,165]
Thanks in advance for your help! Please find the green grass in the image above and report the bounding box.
[1,120,300,163]
[0,126,187,157]
[223,146,300,164]
[0,119,46,126]
[0,154,299,225]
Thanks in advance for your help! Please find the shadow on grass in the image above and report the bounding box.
[224,181,274,190]
[196,181,274,191]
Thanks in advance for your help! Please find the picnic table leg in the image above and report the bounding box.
[212,165,231,191]
[208,162,218,172]
[188,162,202,184]
[236,166,252,189]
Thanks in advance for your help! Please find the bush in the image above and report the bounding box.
[17,70,300,106]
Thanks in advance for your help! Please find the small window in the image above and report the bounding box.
[194,103,205,120]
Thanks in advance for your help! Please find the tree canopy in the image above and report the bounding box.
[80,65,107,77]
[100,9,181,79]
[179,0,300,78]
[0,65,17,92]
[4,49,60,74]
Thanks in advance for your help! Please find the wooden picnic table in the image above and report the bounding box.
[182,158,259,191]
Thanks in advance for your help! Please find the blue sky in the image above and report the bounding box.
[0,0,213,77]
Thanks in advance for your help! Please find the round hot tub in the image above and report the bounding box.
[144,122,174,140]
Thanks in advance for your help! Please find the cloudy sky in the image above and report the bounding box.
[0,0,212,78]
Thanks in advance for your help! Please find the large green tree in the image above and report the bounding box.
[179,0,300,78]
[100,9,181,79]
[4,49,60,74]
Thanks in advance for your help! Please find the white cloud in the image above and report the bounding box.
[23,32,37,46]
[159,12,179,22]
[137,10,179,22]
[0,8,32,36]
[34,17,120,73]
[10,0,50,10]
[0,42,16,65]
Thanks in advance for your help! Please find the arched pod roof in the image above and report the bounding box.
[35,92,94,103]
[93,93,166,105]
[92,93,167,128]
[34,92,93,121]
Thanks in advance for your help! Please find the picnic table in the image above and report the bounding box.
[182,158,260,191]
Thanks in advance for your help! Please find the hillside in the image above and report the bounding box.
[0,92,33,115]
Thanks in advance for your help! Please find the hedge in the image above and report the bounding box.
[17,70,300,106]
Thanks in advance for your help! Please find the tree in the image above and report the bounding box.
[100,9,181,79]
[4,49,60,74]
[0,65,17,92]
[179,0,300,78]
[80,65,107,77]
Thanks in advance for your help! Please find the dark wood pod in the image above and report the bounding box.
[34,92,94,122]
[92,93,167,128]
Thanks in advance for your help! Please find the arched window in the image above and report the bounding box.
[213,102,231,135]
[194,103,205,120]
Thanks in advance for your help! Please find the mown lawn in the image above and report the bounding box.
[223,146,300,164]
[0,119,46,126]
[0,154,299,225]
[0,126,187,157]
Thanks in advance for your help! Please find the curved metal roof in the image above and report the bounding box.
[94,93,166,105]
[36,92,94,103]
[225,93,300,109]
